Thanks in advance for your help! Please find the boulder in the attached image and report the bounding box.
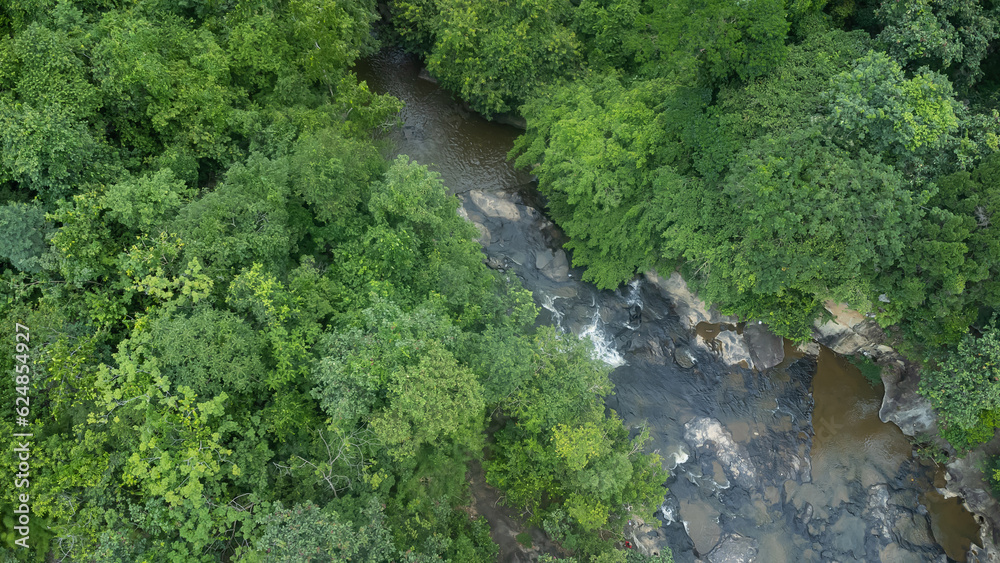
[492,111,528,130]
[714,330,753,368]
[644,270,738,330]
[417,67,438,84]
[626,516,673,559]
[707,533,758,563]
[675,346,697,369]
[684,417,758,489]
[467,189,522,221]
[744,322,785,369]
[879,362,937,437]
[534,248,569,282]
[812,319,869,355]
[942,452,1000,561]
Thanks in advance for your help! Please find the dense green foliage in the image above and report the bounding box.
[0,1,670,562]
[8,0,1000,555]
[921,318,1000,451]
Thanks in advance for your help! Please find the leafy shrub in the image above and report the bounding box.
[940,409,1000,453]
[989,454,1000,499]
[911,434,949,464]
[920,317,1000,439]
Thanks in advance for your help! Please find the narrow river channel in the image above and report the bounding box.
[355,46,981,563]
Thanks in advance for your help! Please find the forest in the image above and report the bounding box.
[0,0,999,561]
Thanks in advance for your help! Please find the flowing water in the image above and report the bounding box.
[355,46,981,562]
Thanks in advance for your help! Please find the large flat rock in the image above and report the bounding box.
[743,322,784,370]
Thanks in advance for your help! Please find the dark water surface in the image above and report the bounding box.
[355,47,980,562]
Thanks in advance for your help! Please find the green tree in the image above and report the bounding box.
[370,343,484,461]
[705,29,872,172]
[877,152,1000,346]
[310,299,477,452]
[392,0,581,116]
[0,202,50,273]
[170,154,296,278]
[876,0,998,89]
[362,156,493,318]
[487,327,668,558]
[512,75,686,288]
[631,0,791,82]
[697,128,926,339]
[824,50,973,178]
[91,10,239,168]
[102,168,194,233]
[919,317,1000,438]
[253,500,430,563]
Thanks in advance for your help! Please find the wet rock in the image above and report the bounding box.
[549,250,569,278]
[627,516,673,558]
[744,429,812,485]
[942,453,1000,561]
[684,417,757,489]
[866,483,891,539]
[401,125,426,141]
[533,248,569,282]
[795,340,821,356]
[484,256,506,271]
[492,111,528,130]
[743,322,784,370]
[893,511,935,547]
[812,318,869,355]
[627,333,671,364]
[472,222,491,245]
[706,533,758,563]
[879,362,937,437]
[535,249,554,270]
[679,499,722,555]
[829,513,867,557]
[659,495,682,524]
[504,248,529,267]
[468,189,522,221]
[675,346,697,369]
[879,542,907,563]
[547,285,579,299]
[713,330,753,368]
[799,502,814,525]
[644,270,738,330]
[417,67,438,84]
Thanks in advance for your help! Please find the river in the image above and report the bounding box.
[355,46,981,563]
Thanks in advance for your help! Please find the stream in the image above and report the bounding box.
[355,47,982,563]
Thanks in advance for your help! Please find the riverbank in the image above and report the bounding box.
[647,270,994,562]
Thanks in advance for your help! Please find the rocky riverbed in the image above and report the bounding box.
[356,45,989,563]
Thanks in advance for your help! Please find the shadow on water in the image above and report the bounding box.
[355,46,981,562]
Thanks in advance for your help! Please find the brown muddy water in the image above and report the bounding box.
[355,46,981,562]
[923,473,983,560]
[811,348,980,561]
